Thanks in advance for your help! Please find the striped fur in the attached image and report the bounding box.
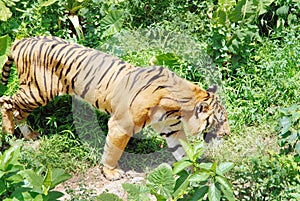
[0,36,230,180]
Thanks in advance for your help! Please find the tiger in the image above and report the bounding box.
[0,36,230,180]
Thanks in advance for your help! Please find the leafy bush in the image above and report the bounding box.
[0,144,71,201]
[99,141,234,201]
[232,153,300,201]
[277,104,300,159]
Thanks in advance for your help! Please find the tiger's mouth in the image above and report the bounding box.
[203,131,218,143]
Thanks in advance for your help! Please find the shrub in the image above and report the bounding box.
[0,144,71,201]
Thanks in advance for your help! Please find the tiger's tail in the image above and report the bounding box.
[1,55,13,86]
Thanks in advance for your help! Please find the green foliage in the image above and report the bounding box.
[0,144,71,201]
[0,0,20,21]
[113,141,234,201]
[277,104,300,158]
[96,192,122,201]
[173,140,234,201]
[122,183,150,201]
[232,153,300,200]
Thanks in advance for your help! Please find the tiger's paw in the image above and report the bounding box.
[102,166,125,181]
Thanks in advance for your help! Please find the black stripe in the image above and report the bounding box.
[130,68,147,90]
[113,65,127,82]
[170,121,181,127]
[160,130,179,137]
[96,59,119,85]
[28,84,42,107]
[81,76,95,98]
[105,72,115,90]
[168,144,182,152]
[152,85,169,93]
[159,110,180,121]
[129,83,152,107]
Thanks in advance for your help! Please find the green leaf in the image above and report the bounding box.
[50,168,71,189]
[191,186,209,201]
[146,163,175,199]
[295,141,300,155]
[216,162,234,175]
[208,183,221,201]
[46,191,65,200]
[101,10,125,38]
[280,116,291,136]
[154,53,180,67]
[0,1,12,21]
[220,183,235,201]
[189,172,210,182]
[0,35,10,55]
[215,176,233,194]
[255,0,274,16]
[179,140,194,161]
[276,5,289,17]
[122,183,150,201]
[39,0,58,7]
[173,159,193,174]
[173,171,190,199]
[0,144,21,171]
[43,166,52,195]
[20,169,44,194]
[199,163,213,171]
[97,193,122,201]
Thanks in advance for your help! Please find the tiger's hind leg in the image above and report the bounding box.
[0,87,43,139]
[1,96,15,135]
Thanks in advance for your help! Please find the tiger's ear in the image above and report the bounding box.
[207,85,217,93]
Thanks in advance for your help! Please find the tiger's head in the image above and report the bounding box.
[184,85,230,142]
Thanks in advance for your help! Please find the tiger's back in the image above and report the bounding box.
[0,36,230,180]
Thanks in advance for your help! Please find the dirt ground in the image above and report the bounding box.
[54,165,148,200]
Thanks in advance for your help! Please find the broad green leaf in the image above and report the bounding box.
[173,159,193,174]
[0,1,12,21]
[189,172,210,182]
[0,35,9,55]
[154,53,180,67]
[255,0,274,15]
[216,162,234,175]
[46,191,65,200]
[0,171,5,179]
[0,179,6,195]
[208,183,221,201]
[280,116,291,136]
[191,186,209,201]
[122,183,150,201]
[215,176,233,193]
[146,163,175,199]
[50,168,72,189]
[199,162,213,171]
[97,193,123,201]
[220,184,235,201]
[179,140,194,161]
[173,172,190,199]
[276,5,289,17]
[0,144,21,171]
[101,10,125,38]
[20,169,43,194]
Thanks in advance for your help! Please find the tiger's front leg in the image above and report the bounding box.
[101,118,132,180]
